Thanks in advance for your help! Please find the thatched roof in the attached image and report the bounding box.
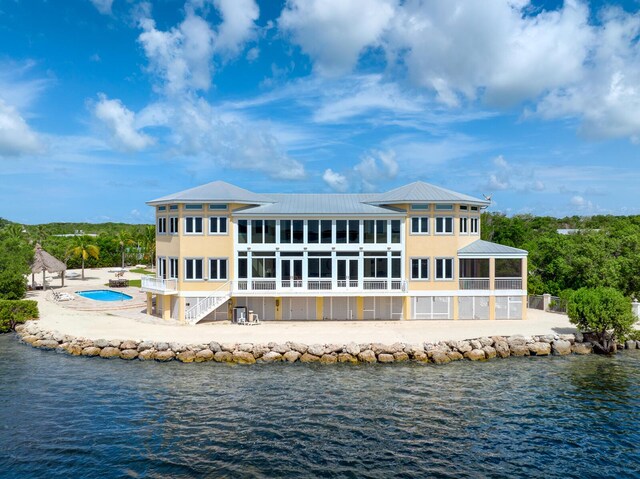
[31,243,66,274]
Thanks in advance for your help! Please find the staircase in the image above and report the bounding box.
[185,281,232,325]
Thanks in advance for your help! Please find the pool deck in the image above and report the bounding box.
[28,267,577,345]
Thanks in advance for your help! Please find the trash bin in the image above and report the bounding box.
[233,306,247,323]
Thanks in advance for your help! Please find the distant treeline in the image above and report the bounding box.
[482,213,640,298]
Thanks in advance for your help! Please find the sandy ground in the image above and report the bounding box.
[28,267,576,345]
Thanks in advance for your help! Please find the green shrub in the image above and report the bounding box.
[567,287,635,354]
[0,300,39,333]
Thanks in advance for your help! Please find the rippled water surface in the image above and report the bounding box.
[1,335,639,478]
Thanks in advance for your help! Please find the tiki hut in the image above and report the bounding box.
[31,243,66,290]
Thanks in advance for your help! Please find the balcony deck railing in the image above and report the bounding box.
[141,276,177,293]
[232,279,407,292]
[459,278,490,290]
[495,278,523,290]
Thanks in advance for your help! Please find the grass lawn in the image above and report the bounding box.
[129,268,154,275]
[103,279,142,288]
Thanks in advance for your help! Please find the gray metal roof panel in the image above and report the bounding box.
[147,181,275,205]
[458,240,528,255]
[235,194,404,216]
[369,181,489,205]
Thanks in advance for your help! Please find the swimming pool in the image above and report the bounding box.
[75,290,133,302]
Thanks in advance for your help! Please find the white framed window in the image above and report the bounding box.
[169,216,179,234]
[209,216,228,235]
[459,217,468,234]
[185,216,203,234]
[157,217,167,235]
[435,216,453,234]
[411,217,429,234]
[157,256,166,278]
[470,206,479,212]
[184,258,204,280]
[208,258,228,280]
[169,257,178,279]
[470,217,479,234]
[411,258,429,280]
[411,204,430,211]
[435,204,453,211]
[459,205,468,211]
[435,257,454,280]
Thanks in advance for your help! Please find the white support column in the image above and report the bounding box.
[302,250,308,290]
[247,251,253,291]
[275,250,281,290]
[331,250,337,291]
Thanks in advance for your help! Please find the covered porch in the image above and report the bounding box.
[457,240,528,292]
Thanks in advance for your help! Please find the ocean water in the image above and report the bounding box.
[0,334,638,478]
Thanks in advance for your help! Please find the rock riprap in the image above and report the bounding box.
[14,320,628,366]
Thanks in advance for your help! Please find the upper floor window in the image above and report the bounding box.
[391,220,401,243]
[459,217,468,234]
[169,205,178,211]
[157,217,167,234]
[459,205,468,211]
[184,204,203,211]
[281,220,304,244]
[169,217,179,234]
[470,206,479,211]
[364,220,389,244]
[435,204,454,211]
[157,206,166,212]
[238,220,248,243]
[470,217,479,234]
[184,258,203,280]
[336,220,360,244]
[364,254,388,278]
[435,257,454,280]
[411,204,430,211]
[157,256,166,278]
[411,258,429,280]
[209,258,228,280]
[209,216,228,235]
[185,216,203,234]
[308,257,332,278]
[169,257,178,279]
[411,217,429,234]
[435,217,453,234]
[208,204,227,210]
[250,219,276,243]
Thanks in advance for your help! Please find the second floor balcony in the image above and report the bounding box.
[235,279,408,293]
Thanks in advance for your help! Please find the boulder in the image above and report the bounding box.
[261,351,283,363]
[320,354,338,364]
[270,343,289,354]
[195,349,214,362]
[528,342,551,356]
[412,351,428,362]
[21,335,39,345]
[33,339,59,350]
[625,340,637,350]
[119,349,138,360]
[169,342,187,353]
[307,344,326,357]
[93,339,109,348]
[357,350,377,363]
[464,349,486,361]
[252,344,270,358]
[478,337,493,347]
[108,339,122,348]
[552,340,572,355]
[287,342,308,354]
[393,352,410,362]
[154,350,175,362]
[338,353,358,364]
[208,341,221,353]
[493,340,510,358]
[539,334,556,344]
[177,350,197,363]
[572,342,593,355]
[509,344,530,357]
[238,343,254,353]
[325,344,343,354]
[344,342,361,356]
[507,335,527,348]
[454,340,472,354]
[558,334,576,344]
[120,340,138,350]
[214,351,233,362]
[300,353,320,363]
[220,343,237,352]
[81,346,101,357]
[66,344,83,356]
[446,350,464,361]
[574,331,584,343]
[430,352,451,364]
[137,341,154,352]
[14,324,25,333]
[470,339,482,350]
[482,346,497,359]
[99,347,121,359]
[378,353,395,363]
[233,351,256,364]
[155,342,170,352]
[283,351,301,362]
[138,349,156,360]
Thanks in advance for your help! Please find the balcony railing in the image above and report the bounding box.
[459,278,490,290]
[141,276,177,293]
[231,279,407,292]
[308,280,332,290]
[495,278,523,290]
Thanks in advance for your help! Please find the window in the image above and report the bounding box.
[184,204,203,210]
[376,220,387,243]
[391,257,401,277]
[238,220,248,243]
[459,217,468,234]
[411,217,429,234]
[364,256,388,278]
[157,217,167,234]
[208,204,227,210]
[336,220,347,243]
[335,220,359,244]
[308,258,332,278]
[157,257,166,279]
[209,216,228,235]
[252,257,276,278]
[470,217,479,234]
[280,220,304,243]
[391,220,401,243]
[307,220,319,243]
[185,216,203,234]
[435,217,453,234]
[411,204,430,210]
[169,205,178,211]
[169,258,178,279]
[184,258,203,280]
[411,258,429,280]
[435,258,454,280]
[321,220,332,243]
[459,205,468,211]
[470,206,479,211]
[169,216,179,234]
[209,258,228,280]
[158,206,166,211]
[435,204,454,211]
[238,258,247,278]
[364,220,389,243]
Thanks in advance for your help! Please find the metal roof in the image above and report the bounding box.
[147,181,275,205]
[458,240,528,256]
[368,181,489,205]
[235,194,404,216]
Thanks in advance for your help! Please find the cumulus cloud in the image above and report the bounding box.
[353,149,398,190]
[0,99,42,157]
[93,93,154,151]
[484,155,545,193]
[279,0,396,76]
[323,168,349,191]
[213,0,259,57]
[90,0,113,15]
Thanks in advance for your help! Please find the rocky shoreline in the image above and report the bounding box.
[14,321,640,364]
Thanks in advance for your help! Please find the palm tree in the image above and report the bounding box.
[1,223,26,240]
[68,236,99,280]
[114,230,135,268]
[140,225,156,267]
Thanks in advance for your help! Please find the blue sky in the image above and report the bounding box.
[1,0,640,224]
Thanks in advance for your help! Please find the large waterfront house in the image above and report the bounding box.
[141,181,528,324]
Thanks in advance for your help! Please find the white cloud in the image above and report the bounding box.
[0,99,42,157]
[93,94,154,151]
[213,0,259,57]
[353,149,398,190]
[90,0,113,15]
[279,0,396,76]
[493,155,509,169]
[488,173,509,191]
[323,168,349,192]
